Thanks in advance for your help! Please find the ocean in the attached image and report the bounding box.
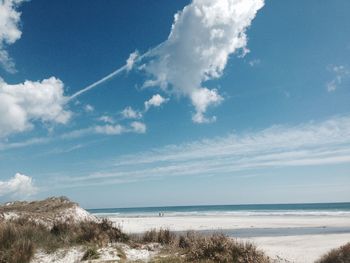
[88,202,350,217]
[88,202,350,237]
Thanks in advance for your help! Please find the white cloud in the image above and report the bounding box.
[121,106,142,119]
[144,94,169,111]
[94,121,146,135]
[0,173,38,198]
[143,0,264,122]
[0,77,71,137]
[0,137,51,151]
[191,88,222,123]
[0,0,25,73]
[59,115,350,187]
[84,104,94,112]
[326,65,350,92]
[130,121,146,134]
[95,124,124,135]
[126,50,139,71]
[248,59,260,67]
[61,121,147,139]
[0,120,148,150]
[98,115,115,124]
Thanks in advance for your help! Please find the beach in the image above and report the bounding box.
[103,214,350,263]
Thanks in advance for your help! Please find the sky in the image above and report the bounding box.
[0,0,349,208]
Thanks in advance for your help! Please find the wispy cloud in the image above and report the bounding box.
[121,106,142,119]
[326,65,350,92]
[68,47,156,100]
[61,122,147,139]
[54,115,350,188]
[98,115,115,124]
[0,121,147,151]
[84,104,94,113]
[130,121,146,134]
[248,59,261,67]
[0,137,52,151]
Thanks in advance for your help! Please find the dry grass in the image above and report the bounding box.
[0,196,74,215]
[0,219,275,263]
[81,247,100,261]
[0,197,272,263]
[316,242,350,263]
[0,218,127,263]
[142,228,177,245]
[0,220,35,263]
[140,230,271,263]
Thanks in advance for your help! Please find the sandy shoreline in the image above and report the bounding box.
[241,233,350,263]
[107,215,350,233]
[105,215,350,263]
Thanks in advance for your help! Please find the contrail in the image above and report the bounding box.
[69,64,128,100]
[68,45,162,101]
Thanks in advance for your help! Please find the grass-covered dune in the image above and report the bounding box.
[0,218,271,263]
[316,242,350,263]
[0,197,349,263]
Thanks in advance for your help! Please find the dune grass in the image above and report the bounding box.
[81,247,100,261]
[140,229,271,263]
[0,218,127,263]
[316,242,350,263]
[0,218,271,263]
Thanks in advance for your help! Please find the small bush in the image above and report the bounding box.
[180,233,270,263]
[116,246,127,260]
[142,228,176,245]
[178,231,196,249]
[139,230,270,263]
[0,218,127,263]
[143,229,158,243]
[76,219,129,245]
[82,247,100,260]
[316,242,350,263]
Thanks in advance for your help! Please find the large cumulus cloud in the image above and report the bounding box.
[0,77,71,137]
[143,0,264,123]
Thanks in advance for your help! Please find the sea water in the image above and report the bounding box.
[88,203,350,237]
[88,202,350,217]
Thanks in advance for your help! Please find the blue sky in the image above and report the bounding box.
[0,0,349,208]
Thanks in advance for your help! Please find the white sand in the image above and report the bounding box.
[242,233,350,263]
[31,247,85,263]
[108,215,350,263]
[31,243,158,263]
[109,215,350,233]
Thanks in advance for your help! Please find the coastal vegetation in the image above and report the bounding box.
[0,217,127,262]
[1,197,349,263]
[0,217,270,263]
[316,242,350,263]
[148,230,270,263]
